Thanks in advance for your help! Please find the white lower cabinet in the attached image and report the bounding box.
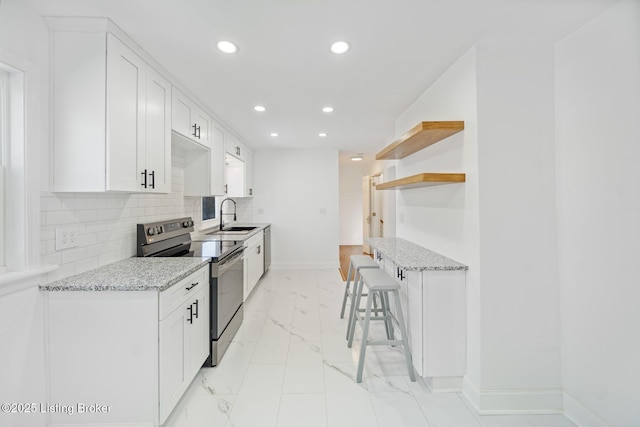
[373,251,466,391]
[243,231,265,300]
[45,265,209,426]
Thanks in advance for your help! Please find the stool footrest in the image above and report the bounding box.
[366,340,404,346]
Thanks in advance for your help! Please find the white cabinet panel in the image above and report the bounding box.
[159,303,187,420]
[210,126,226,195]
[106,33,145,192]
[145,67,172,193]
[171,89,195,140]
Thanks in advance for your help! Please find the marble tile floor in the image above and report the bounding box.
[165,268,576,427]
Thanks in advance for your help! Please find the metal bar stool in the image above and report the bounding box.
[347,268,416,383]
[340,255,380,339]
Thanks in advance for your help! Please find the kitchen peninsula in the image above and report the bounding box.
[367,237,467,392]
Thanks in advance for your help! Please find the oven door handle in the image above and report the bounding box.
[218,249,244,275]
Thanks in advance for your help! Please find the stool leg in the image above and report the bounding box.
[379,291,392,340]
[392,289,416,382]
[356,288,374,383]
[347,275,363,346]
[345,268,360,339]
[383,291,394,340]
[340,261,354,319]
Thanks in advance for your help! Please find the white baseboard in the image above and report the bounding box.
[270,262,340,269]
[51,423,153,427]
[462,376,563,415]
[424,376,464,392]
[563,391,611,427]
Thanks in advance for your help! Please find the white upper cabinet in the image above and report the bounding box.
[49,19,171,193]
[223,135,253,197]
[183,123,226,197]
[171,88,211,149]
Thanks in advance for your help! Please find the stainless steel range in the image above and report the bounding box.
[137,217,244,367]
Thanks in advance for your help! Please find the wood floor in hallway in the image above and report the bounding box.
[338,245,372,281]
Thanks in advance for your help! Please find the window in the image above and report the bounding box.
[202,196,216,222]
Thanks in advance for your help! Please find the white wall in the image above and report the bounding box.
[393,42,564,412]
[555,1,640,425]
[475,41,561,395]
[253,149,339,269]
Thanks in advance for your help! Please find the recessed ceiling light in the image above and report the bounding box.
[217,40,238,54]
[322,107,334,113]
[270,132,278,137]
[254,105,266,112]
[318,132,327,137]
[351,155,363,161]
[330,41,350,54]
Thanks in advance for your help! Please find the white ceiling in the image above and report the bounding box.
[25,0,616,154]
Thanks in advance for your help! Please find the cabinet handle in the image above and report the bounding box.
[249,188,253,196]
[141,169,147,188]
[196,125,201,139]
[224,184,228,194]
[376,252,382,261]
[236,146,240,156]
[149,170,155,189]
[399,269,405,281]
[192,123,198,138]
[193,299,199,319]
[186,282,198,291]
[257,245,261,255]
[187,304,193,324]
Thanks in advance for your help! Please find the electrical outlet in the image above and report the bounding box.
[56,228,78,250]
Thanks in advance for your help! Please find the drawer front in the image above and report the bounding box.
[160,266,208,320]
[244,231,263,249]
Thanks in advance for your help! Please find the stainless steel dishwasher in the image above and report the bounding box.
[264,225,271,272]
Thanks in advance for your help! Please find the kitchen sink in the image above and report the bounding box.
[206,226,258,236]
[224,226,258,232]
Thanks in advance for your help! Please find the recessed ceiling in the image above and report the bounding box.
[25,0,617,153]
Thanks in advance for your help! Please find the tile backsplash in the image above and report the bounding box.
[40,151,253,283]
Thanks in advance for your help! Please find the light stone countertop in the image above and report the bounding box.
[40,257,210,292]
[366,237,468,272]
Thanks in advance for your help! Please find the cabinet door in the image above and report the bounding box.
[194,108,211,149]
[106,33,145,192]
[245,148,253,197]
[210,126,226,195]
[406,271,424,376]
[145,67,172,193]
[159,304,188,422]
[171,88,196,140]
[224,154,245,197]
[247,237,264,295]
[187,286,209,378]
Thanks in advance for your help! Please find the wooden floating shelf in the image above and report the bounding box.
[376,121,464,160]
[376,173,466,190]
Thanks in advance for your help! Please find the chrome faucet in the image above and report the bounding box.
[219,198,237,230]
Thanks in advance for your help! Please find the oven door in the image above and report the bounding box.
[211,247,244,338]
